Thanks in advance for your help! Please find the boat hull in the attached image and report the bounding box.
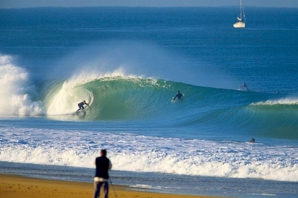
[233,22,245,28]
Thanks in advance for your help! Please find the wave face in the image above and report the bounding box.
[45,76,174,120]
[41,73,298,140]
[1,54,298,140]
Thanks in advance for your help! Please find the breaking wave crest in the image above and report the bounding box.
[0,55,44,116]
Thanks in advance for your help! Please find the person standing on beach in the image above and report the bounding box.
[94,149,112,198]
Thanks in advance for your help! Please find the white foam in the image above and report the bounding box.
[46,82,94,115]
[0,55,44,116]
[0,127,297,182]
[45,68,151,115]
[130,184,152,189]
[251,97,298,106]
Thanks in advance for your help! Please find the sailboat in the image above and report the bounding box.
[233,0,245,28]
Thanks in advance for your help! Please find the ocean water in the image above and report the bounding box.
[0,7,298,198]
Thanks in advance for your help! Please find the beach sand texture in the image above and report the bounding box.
[0,174,219,198]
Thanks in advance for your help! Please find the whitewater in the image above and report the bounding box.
[1,126,297,181]
[0,7,298,198]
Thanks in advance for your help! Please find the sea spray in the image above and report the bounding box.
[0,55,44,116]
[45,68,133,115]
[53,40,237,89]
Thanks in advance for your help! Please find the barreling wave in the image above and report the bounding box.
[42,73,298,140]
[44,75,193,120]
[1,54,297,140]
[43,72,242,122]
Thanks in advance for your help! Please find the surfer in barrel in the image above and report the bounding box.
[173,91,183,101]
[76,100,89,112]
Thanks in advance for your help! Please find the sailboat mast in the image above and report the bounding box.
[233,0,245,28]
[239,0,243,20]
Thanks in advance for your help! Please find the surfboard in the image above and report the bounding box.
[73,105,90,116]
[171,94,185,102]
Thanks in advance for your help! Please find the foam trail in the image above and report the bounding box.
[0,55,44,116]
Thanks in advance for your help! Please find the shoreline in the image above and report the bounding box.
[1,161,297,198]
[0,173,221,198]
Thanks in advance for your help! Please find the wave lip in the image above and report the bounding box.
[251,97,298,106]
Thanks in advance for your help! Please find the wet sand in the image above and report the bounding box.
[0,174,220,198]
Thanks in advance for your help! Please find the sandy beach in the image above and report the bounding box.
[0,174,220,198]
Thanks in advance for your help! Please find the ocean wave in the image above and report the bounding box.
[0,54,44,116]
[1,127,297,182]
[44,76,174,119]
[1,54,298,140]
[251,97,298,106]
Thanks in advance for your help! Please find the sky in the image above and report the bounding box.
[1,0,298,8]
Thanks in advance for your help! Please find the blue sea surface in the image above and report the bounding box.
[0,7,298,197]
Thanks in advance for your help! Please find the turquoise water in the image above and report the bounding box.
[0,7,298,197]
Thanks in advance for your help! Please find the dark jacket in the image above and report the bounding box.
[94,156,111,179]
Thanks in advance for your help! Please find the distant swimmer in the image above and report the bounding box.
[76,100,89,112]
[240,82,250,91]
[249,138,255,143]
[173,91,183,101]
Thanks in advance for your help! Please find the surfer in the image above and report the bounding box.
[240,82,250,91]
[76,100,89,112]
[249,138,255,143]
[173,91,183,100]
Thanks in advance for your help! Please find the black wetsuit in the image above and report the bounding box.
[174,93,183,100]
[78,102,85,110]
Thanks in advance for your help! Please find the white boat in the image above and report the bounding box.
[233,0,245,28]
